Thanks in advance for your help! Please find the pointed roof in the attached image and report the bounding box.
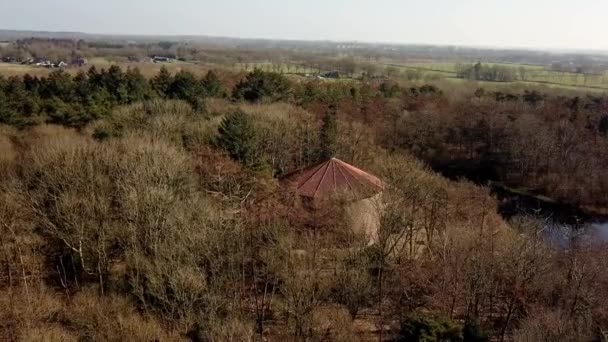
[282,158,384,201]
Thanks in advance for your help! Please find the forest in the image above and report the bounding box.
[2,64,608,341]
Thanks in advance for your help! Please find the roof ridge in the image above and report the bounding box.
[335,160,355,193]
[296,161,328,191]
[337,160,367,191]
[285,158,383,200]
[313,160,332,198]
[336,158,383,188]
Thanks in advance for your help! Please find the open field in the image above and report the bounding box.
[0,62,54,77]
[2,55,608,94]
[388,61,608,90]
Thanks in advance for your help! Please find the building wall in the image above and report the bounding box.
[346,193,383,244]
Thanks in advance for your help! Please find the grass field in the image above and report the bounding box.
[390,61,608,91]
[0,63,54,77]
[2,57,608,93]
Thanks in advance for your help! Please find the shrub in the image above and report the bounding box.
[513,309,595,342]
[21,131,198,289]
[91,100,218,150]
[242,103,318,176]
[462,320,489,342]
[53,288,181,341]
[330,254,374,319]
[398,312,462,342]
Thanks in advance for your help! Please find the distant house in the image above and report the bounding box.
[2,56,17,63]
[322,71,341,79]
[152,56,173,63]
[56,61,68,68]
[71,57,87,67]
[33,57,52,67]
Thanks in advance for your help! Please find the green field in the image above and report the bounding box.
[389,61,608,91]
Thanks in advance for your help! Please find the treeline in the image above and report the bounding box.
[3,62,608,211]
[389,86,608,209]
[456,62,518,82]
[0,66,225,127]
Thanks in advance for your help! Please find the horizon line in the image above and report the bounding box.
[2,28,608,56]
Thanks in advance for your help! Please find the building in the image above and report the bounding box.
[322,71,341,79]
[152,56,173,63]
[56,61,68,68]
[33,57,52,67]
[71,57,87,67]
[281,158,384,242]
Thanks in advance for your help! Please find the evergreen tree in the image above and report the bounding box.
[168,70,201,100]
[150,66,173,98]
[169,70,207,112]
[318,104,338,160]
[232,68,291,103]
[216,110,257,166]
[87,66,103,90]
[0,87,15,125]
[202,70,222,97]
[42,70,75,102]
[4,76,39,126]
[124,67,151,103]
[73,71,91,100]
[22,74,41,93]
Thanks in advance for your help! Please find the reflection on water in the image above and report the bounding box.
[591,222,608,241]
[544,221,608,247]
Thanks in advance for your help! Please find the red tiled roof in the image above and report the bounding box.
[282,158,383,200]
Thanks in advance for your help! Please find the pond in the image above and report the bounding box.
[590,222,608,241]
[490,182,608,246]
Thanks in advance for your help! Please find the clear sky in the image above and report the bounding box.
[1,0,607,50]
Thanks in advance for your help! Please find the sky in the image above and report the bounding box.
[1,0,607,51]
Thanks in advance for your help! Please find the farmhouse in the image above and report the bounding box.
[282,158,384,242]
[71,57,88,67]
[33,57,52,66]
[152,56,173,63]
[322,70,341,79]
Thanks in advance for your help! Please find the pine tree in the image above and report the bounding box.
[319,104,338,160]
[216,110,257,166]
[0,88,14,124]
[168,70,201,100]
[124,67,151,103]
[169,70,206,112]
[202,70,222,97]
[232,69,291,103]
[150,66,173,98]
[103,65,126,103]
